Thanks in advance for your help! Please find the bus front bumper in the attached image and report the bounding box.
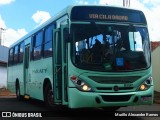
[68,86,154,108]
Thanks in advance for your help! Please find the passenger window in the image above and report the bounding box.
[33,31,43,60]
[9,48,14,66]
[19,42,24,63]
[14,46,19,64]
[44,25,54,57]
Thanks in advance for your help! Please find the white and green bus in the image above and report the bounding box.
[7,5,153,110]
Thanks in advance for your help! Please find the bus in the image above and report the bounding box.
[7,5,153,110]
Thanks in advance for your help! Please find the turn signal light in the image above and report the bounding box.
[70,75,77,81]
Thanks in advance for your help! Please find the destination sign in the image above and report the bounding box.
[89,14,128,21]
[71,6,147,24]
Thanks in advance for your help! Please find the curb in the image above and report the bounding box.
[0,96,16,98]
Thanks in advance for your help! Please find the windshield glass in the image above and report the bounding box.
[71,24,151,72]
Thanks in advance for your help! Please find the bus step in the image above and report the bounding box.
[24,95,30,99]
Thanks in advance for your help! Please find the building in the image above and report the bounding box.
[151,41,160,51]
[151,41,160,92]
[0,45,8,88]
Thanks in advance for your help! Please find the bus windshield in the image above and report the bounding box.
[71,23,151,72]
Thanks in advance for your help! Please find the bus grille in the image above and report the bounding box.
[97,87,134,91]
[101,95,132,102]
[88,76,140,84]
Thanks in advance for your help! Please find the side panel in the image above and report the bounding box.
[29,58,53,100]
[7,66,15,93]
[7,55,24,94]
[13,64,24,94]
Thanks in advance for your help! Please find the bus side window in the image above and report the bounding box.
[9,48,14,66]
[33,31,43,60]
[14,45,18,64]
[19,42,24,63]
[44,24,54,57]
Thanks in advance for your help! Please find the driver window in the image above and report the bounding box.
[129,32,143,51]
[75,34,104,63]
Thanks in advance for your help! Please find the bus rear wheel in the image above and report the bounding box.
[16,83,23,101]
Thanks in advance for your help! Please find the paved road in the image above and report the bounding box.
[0,96,159,119]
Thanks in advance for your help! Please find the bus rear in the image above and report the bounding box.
[67,6,153,109]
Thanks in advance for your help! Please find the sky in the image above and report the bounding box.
[0,0,160,47]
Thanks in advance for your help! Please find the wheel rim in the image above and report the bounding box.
[47,90,54,106]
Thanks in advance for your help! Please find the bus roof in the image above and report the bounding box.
[9,5,145,48]
[9,6,70,48]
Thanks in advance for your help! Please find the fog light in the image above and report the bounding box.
[141,95,152,101]
[140,84,146,90]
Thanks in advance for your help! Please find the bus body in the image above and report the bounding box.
[7,5,153,109]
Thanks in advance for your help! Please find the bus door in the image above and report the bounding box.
[24,44,30,96]
[53,25,69,105]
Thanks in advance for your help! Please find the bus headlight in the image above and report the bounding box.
[70,75,93,92]
[139,84,146,91]
[138,77,153,91]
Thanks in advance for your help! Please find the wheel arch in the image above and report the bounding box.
[15,78,23,100]
[15,78,19,88]
[43,78,52,99]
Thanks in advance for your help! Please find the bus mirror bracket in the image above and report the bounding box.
[63,27,71,43]
[66,34,71,43]
[128,24,136,32]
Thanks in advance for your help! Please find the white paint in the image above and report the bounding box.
[0,66,7,88]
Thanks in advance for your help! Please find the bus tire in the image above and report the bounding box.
[16,83,23,101]
[44,84,56,110]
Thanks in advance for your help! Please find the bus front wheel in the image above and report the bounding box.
[44,84,56,109]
